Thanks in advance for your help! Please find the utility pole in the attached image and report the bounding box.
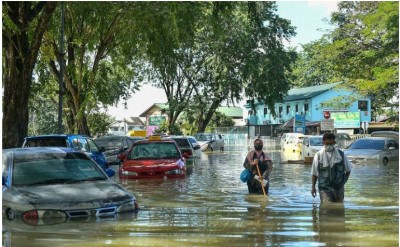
[58,2,65,134]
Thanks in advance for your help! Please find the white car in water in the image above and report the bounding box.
[194,133,224,151]
[344,137,399,165]
[301,135,323,161]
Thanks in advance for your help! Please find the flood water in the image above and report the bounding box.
[3,139,399,247]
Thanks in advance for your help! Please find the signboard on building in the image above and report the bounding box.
[331,112,360,129]
[294,114,305,134]
[321,119,334,131]
[148,115,166,126]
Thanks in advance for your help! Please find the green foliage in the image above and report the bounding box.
[205,112,235,132]
[328,2,399,107]
[289,39,342,87]
[87,112,115,137]
[155,120,183,135]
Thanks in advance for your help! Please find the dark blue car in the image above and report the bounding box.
[22,134,114,177]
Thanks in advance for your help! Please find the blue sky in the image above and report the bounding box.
[276,1,338,49]
[109,1,339,119]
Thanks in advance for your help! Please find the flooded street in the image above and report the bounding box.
[3,139,399,247]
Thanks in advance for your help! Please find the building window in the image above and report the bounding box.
[286,105,290,114]
[278,106,283,118]
[295,104,299,113]
[304,103,309,112]
[263,107,268,116]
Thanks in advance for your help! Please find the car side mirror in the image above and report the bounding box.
[193,145,200,150]
[100,147,106,153]
[105,168,115,178]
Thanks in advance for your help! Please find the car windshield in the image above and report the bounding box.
[336,134,351,140]
[95,137,122,148]
[129,142,180,159]
[195,134,211,141]
[12,152,106,186]
[349,139,385,150]
[24,138,67,147]
[310,137,323,146]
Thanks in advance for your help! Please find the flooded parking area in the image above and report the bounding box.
[3,139,399,246]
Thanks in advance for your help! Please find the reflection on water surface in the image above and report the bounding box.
[3,140,399,246]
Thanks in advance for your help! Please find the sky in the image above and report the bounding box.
[108,1,339,120]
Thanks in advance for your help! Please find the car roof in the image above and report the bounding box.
[25,134,90,140]
[135,139,176,144]
[357,137,396,141]
[3,147,81,155]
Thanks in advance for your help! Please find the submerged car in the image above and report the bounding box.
[344,137,399,165]
[186,135,202,158]
[164,136,198,165]
[119,136,187,179]
[94,135,144,166]
[2,147,139,226]
[22,134,113,176]
[194,132,224,151]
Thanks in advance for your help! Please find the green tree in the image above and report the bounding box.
[87,113,114,138]
[289,39,342,87]
[206,112,235,132]
[141,2,296,133]
[329,1,399,109]
[40,2,141,135]
[2,2,57,148]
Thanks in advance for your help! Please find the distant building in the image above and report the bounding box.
[108,117,145,136]
[139,103,244,135]
[217,106,245,126]
[244,82,373,136]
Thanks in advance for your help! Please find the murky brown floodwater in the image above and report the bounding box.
[3,139,399,247]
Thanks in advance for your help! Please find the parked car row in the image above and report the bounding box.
[3,132,209,226]
[280,131,399,165]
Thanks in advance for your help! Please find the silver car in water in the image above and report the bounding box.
[344,137,399,165]
[2,147,138,226]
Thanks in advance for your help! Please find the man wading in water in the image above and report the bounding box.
[243,138,273,195]
[311,133,353,203]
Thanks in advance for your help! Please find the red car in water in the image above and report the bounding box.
[119,136,188,179]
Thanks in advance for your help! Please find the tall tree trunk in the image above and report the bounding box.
[2,2,57,148]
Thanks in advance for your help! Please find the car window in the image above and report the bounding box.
[387,140,398,149]
[349,139,385,150]
[12,152,105,186]
[310,137,323,146]
[126,139,134,147]
[2,152,10,178]
[24,138,67,147]
[173,138,191,148]
[196,134,211,141]
[129,142,180,159]
[95,137,122,148]
[87,139,99,152]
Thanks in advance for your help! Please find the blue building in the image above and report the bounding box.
[245,82,372,136]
